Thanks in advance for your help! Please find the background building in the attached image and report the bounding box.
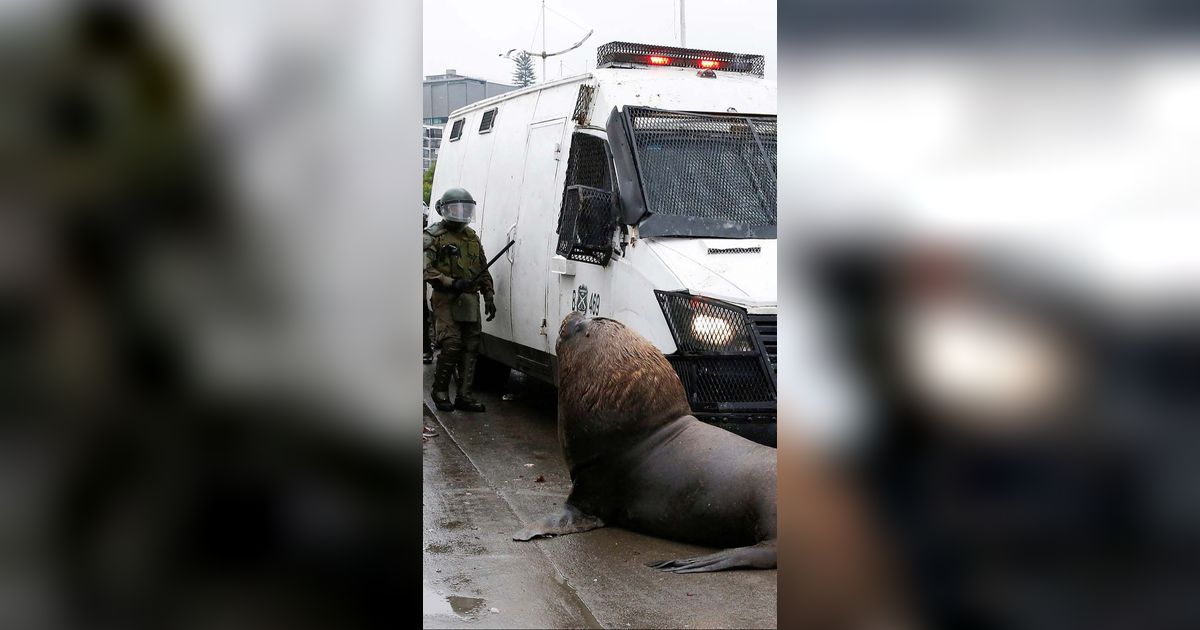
[423,69,515,170]
[422,125,443,172]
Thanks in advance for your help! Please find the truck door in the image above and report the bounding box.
[510,118,569,378]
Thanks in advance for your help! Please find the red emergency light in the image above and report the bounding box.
[596,42,766,77]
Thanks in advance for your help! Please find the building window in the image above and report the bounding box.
[448,119,464,141]
[478,108,498,133]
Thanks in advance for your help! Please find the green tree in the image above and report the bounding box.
[423,160,436,206]
[512,51,536,87]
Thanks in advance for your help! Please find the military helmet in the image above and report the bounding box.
[436,187,476,223]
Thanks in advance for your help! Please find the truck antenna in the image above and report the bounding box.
[541,0,546,82]
[500,1,593,84]
[680,0,687,47]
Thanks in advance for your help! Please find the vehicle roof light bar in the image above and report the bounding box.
[596,41,765,77]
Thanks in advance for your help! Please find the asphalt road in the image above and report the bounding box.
[421,361,777,629]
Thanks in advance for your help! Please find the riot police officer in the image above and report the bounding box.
[423,188,496,412]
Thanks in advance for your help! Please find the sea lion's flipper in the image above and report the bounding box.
[512,503,604,541]
[647,540,776,573]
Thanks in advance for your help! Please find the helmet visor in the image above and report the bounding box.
[441,200,476,223]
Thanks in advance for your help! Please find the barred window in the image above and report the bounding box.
[557,133,617,266]
[478,108,497,133]
[448,119,464,141]
[563,133,612,191]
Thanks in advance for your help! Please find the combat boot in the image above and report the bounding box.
[430,353,456,412]
[454,352,486,412]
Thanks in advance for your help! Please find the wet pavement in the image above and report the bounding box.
[422,362,777,629]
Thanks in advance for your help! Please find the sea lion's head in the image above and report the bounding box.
[557,310,589,344]
[555,312,691,444]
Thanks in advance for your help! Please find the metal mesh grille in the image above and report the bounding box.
[572,84,596,125]
[556,186,615,266]
[749,314,777,373]
[596,41,766,77]
[564,133,612,190]
[448,119,464,141]
[708,246,762,255]
[478,108,497,133]
[626,107,776,227]
[656,291,777,414]
[668,357,776,410]
[656,292,756,354]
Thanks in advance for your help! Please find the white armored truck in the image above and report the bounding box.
[430,42,777,445]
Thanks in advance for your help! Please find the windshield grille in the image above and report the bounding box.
[626,107,776,228]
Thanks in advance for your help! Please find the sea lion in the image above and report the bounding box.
[512,311,777,573]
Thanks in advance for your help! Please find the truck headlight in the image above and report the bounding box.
[897,296,1076,431]
[692,313,735,345]
[656,291,755,353]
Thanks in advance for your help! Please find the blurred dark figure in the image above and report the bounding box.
[3,2,410,628]
[421,203,437,439]
[809,241,1200,630]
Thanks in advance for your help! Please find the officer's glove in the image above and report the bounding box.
[452,278,474,292]
[485,300,497,322]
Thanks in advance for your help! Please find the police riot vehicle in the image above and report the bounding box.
[430,42,777,445]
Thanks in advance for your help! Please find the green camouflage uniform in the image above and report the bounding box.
[423,221,495,401]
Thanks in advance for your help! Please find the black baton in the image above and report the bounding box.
[472,239,516,285]
[446,239,516,297]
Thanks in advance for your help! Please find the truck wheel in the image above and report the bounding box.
[473,355,510,391]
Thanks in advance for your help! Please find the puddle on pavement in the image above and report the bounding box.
[424,561,603,627]
[447,595,487,617]
[423,582,487,620]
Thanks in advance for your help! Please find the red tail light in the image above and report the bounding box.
[649,55,671,65]
[699,59,720,69]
